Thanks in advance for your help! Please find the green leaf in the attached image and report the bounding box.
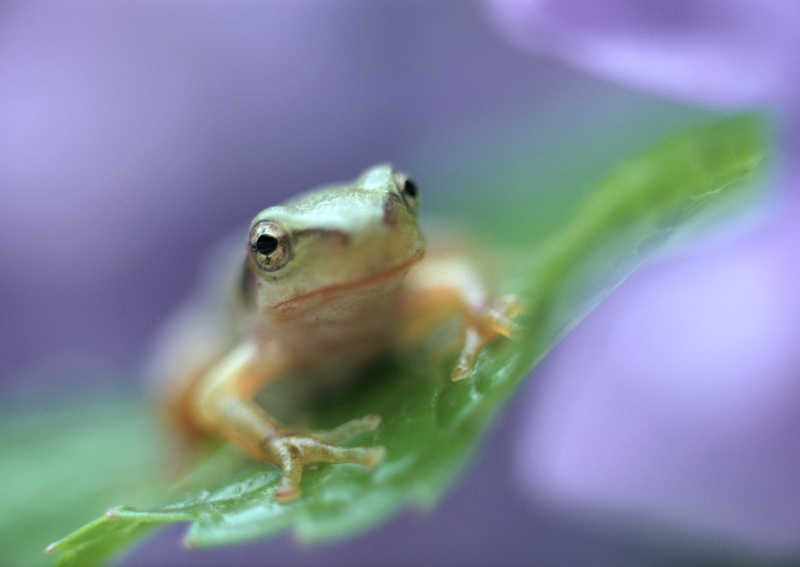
[0,399,164,567]
[29,114,768,566]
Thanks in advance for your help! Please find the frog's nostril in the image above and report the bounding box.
[402,178,417,198]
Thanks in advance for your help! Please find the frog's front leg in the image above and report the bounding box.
[400,255,524,381]
[192,341,384,503]
[450,292,523,380]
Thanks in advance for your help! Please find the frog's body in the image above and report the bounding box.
[154,165,519,502]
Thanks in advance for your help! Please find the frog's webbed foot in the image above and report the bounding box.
[263,415,385,503]
[451,294,525,382]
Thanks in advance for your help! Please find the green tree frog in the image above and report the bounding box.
[153,165,520,503]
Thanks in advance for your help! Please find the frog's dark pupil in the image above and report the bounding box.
[255,235,279,255]
[403,179,418,198]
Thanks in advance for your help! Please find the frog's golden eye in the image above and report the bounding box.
[393,171,419,210]
[249,221,292,271]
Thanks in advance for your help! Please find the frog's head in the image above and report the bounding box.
[245,164,425,314]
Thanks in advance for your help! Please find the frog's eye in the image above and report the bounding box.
[393,171,419,210]
[249,221,292,272]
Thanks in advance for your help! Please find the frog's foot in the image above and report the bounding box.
[451,294,525,382]
[265,431,385,503]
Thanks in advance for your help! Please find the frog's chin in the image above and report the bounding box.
[269,250,424,315]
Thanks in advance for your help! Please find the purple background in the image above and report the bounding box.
[3,2,799,565]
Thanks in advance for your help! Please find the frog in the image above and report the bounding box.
[152,164,521,503]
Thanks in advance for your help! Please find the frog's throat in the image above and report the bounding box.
[270,250,424,314]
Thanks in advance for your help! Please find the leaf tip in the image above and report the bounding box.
[105,508,119,519]
[44,542,56,554]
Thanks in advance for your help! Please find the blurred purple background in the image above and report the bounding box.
[491,0,800,563]
[3,1,800,565]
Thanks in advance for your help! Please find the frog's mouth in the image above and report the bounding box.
[271,250,424,313]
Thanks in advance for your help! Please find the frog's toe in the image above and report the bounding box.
[451,361,472,382]
[303,441,386,468]
[274,483,302,504]
[361,413,382,431]
[360,445,386,468]
[486,294,525,338]
[314,414,381,444]
[450,327,484,382]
